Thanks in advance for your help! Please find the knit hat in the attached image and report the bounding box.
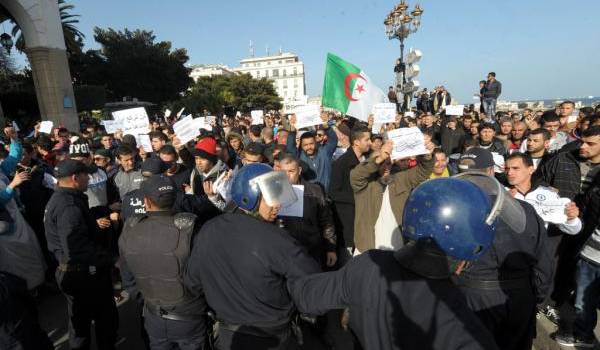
[69,138,91,157]
[193,137,218,164]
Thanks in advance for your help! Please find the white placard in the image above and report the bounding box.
[192,117,212,132]
[11,120,19,132]
[372,103,397,123]
[39,121,54,134]
[524,197,570,224]
[112,107,150,137]
[386,127,428,160]
[445,105,465,116]
[173,115,201,145]
[372,123,383,135]
[137,134,153,153]
[206,116,217,125]
[278,185,304,217]
[176,107,185,118]
[404,111,415,118]
[164,109,172,118]
[101,120,123,134]
[251,110,264,125]
[294,105,321,129]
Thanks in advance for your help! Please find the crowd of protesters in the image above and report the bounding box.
[0,86,600,350]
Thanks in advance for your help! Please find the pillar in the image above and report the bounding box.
[25,46,79,131]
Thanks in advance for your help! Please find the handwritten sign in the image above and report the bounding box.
[372,103,397,123]
[137,134,153,153]
[173,115,200,145]
[112,107,150,137]
[278,185,304,217]
[294,105,321,129]
[445,105,465,116]
[251,110,264,125]
[386,127,427,160]
[101,120,123,134]
[524,196,570,224]
[39,121,54,134]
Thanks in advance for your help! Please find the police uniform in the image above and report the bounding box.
[119,175,208,350]
[454,200,554,350]
[44,160,118,350]
[184,209,320,349]
[290,249,499,350]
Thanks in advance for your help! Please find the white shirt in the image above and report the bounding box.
[374,187,403,250]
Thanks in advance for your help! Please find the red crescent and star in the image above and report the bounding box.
[344,73,367,101]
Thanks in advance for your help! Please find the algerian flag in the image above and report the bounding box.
[322,53,387,122]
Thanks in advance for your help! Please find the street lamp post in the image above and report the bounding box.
[384,1,423,111]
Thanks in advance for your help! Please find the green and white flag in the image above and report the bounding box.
[322,53,387,122]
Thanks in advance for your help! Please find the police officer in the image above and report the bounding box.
[44,159,118,350]
[184,163,320,349]
[119,174,208,350]
[288,177,501,350]
[455,147,553,350]
[120,158,170,223]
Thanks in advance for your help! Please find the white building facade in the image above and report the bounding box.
[189,64,235,82]
[234,52,307,108]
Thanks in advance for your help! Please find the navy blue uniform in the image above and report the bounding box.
[455,200,553,350]
[184,211,320,349]
[44,187,118,350]
[289,250,499,350]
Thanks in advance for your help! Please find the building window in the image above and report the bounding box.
[272,69,279,77]
[287,59,294,63]
[283,69,287,77]
[279,60,282,64]
[265,70,269,78]
[268,61,271,65]
[283,80,288,88]
[256,71,260,78]
[294,78,298,87]
[293,67,298,76]
[294,90,298,97]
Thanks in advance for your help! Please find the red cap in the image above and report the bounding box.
[195,137,217,156]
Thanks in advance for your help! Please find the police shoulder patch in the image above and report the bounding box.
[174,212,197,230]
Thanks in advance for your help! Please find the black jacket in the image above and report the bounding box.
[457,200,553,302]
[44,188,112,266]
[440,125,465,155]
[290,250,498,350]
[329,148,361,248]
[184,212,320,327]
[537,148,582,200]
[479,137,507,156]
[280,180,336,260]
[483,80,502,99]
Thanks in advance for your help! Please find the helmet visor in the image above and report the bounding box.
[453,172,526,234]
[249,171,298,207]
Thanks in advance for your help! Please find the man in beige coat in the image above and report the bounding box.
[351,137,434,253]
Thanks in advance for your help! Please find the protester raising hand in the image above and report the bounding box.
[375,140,394,164]
[8,171,30,189]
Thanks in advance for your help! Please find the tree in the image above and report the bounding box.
[177,74,282,115]
[91,28,191,105]
[10,0,85,55]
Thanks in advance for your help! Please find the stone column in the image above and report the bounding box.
[25,46,79,131]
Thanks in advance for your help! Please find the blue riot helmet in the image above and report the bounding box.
[230,163,298,211]
[403,177,495,261]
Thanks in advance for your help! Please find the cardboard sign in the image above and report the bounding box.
[386,127,428,160]
[112,107,150,137]
[137,134,153,153]
[39,121,54,134]
[101,120,123,134]
[173,115,200,145]
[294,105,322,129]
[278,185,304,217]
[524,196,570,224]
[251,110,264,125]
[372,103,397,123]
[445,105,465,116]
